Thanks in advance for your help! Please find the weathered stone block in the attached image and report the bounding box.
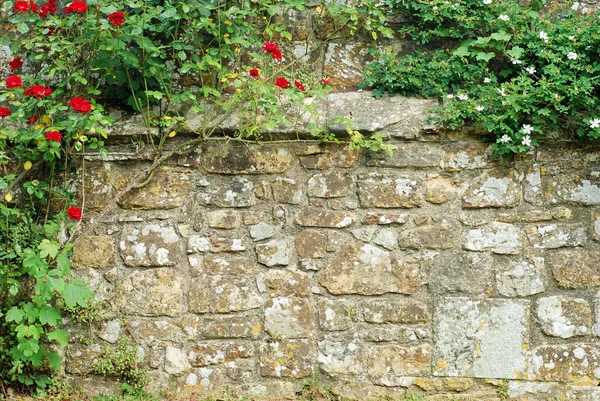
[197,177,256,207]
[373,228,397,250]
[548,250,600,289]
[318,340,366,376]
[366,143,444,168]
[294,230,327,259]
[188,236,245,253]
[249,222,277,242]
[77,163,116,211]
[433,297,529,378]
[125,320,186,344]
[180,143,292,174]
[463,222,525,254]
[442,143,494,171]
[307,171,353,198]
[531,344,600,384]
[115,269,183,316]
[399,221,460,249]
[66,344,103,374]
[199,313,263,339]
[593,212,600,241]
[362,212,408,225]
[496,257,545,297]
[188,276,262,313]
[119,167,191,210]
[357,174,423,208]
[319,243,420,295]
[256,239,290,266]
[297,144,359,170]
[294,207,355,228]
[362,299,429,324]
[263,269,311,297]
[537,296,592,338]
[462,170,521,208]
[72,235,115,268]
[426,175,457,204]
[120,224,180,267]
[206,210,241,229]
[526,224,587,249]
[260,339,316,378]
[368,344,431,384]
[165,346,191,374]
[190,256,255,277]
[188,342,253,367]
[272,178,304,204]
[356,325,430,344]
[264,297,316,338]
[317,298,356,331]
[429,252,495,295]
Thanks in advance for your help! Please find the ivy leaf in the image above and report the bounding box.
[490,31,511,41]
[39,306,62,326]
[39,239,59,259]
[453,46,470,57]
[47,329,68,347]
[47,352,61,370]
[475,52,496,62]
[506,46,525,60]
[23,251,47,276]
[63,279,94,308]
[6,307,24,323]
[56,252,71,274]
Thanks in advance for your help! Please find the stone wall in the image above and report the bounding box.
[66,92,600,400]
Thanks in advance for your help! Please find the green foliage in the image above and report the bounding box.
[362,0,600,154]
[94,338,148,393]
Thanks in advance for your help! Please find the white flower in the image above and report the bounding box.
[512,59,522,65]
[457,94,469,100]
[476,105,485,111]
[500,134,511,143]
[567,52,578,60]
[554,93,560,100]
[433,5,438,10]
[572,2,580,10]
[484,77,492,83]
[539,31,549,42]
[522,135,532,147]
[497,87,507,96]
[525,66,536,74]
[498,14,510,21]
[446,94,455,99]
[590,118,600,129]
[522,124,534,134]
[483,0,492,4]
[569,35,576,40]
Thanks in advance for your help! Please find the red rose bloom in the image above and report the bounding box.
[294,80,305,91]
[29,0,39,13]
[69,97,91,113]
[275,77,290,89]
[263,41,278,53]
[24,85,52,98]
[0,107,10,118]
[13,0,29,12]
[271,49,282,60]
[65,0,87,13]
[67,206,82,221]
[9,58,23,72]
[26,115,40,125]
[107,11,125,26]
[249,68,259,78]
[322,77,330,85]
[45,131,62,142]
[6,75,22,88]
[38,0,56,17]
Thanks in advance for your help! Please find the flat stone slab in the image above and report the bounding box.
[433,297,530,379]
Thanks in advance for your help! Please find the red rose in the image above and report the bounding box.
[45,131,62,142]
[26,115,40,125]
[6,75,22,88]
[24,85,52,98]
[275,77,289,89]
[263,41,278,53]
[38,0,56,17]
[69,97,91,113]
[249,68,259,78]
[29,0,38,13]
[294,80,305,91]
[0,107,10,118]
[9,58,23,71]
[322,77,330,85]
[13,0,29,12]
[65,0,87,13]
[107,11,125,26]
[67,206,82,221]
[272,49,282,60]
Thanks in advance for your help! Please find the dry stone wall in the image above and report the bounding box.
[66,92,600,400]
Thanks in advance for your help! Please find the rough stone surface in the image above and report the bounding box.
[307,171,353,198]
[294,230,327,258]
[366,143,444,168]
[537,296,592,338]
[120,224,180,267]
[368,344,432,385]
[317,299,356,331]
[526,224,587,249]
[426,175,457,204]
[264,297,316,338]
[256,239,291,266]
[363,299,429,324]
[272,178,304,204]
[496,257,545,297]
[188,342,253,367]
[119,167,191,210]
[429,252,495,295]
[548,250,600,289]
[249,222,276,241]
[294,207,355,228]
[206,210,242,229]
[532,344,600,384]
[260,339,317,378]
[463,222,526,254]
[264,269,311,297]
[358,174,423,208]
[399,221,460,249]
[72,236,116,268]
[188,276,262,313]
[197,177,256,207]
[188,236,246,253]
[115,269,183,316]
[433,297,529,379]
[462,170,521,208]
[319,243,420,295]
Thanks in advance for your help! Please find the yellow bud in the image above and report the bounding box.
[90,127,96,134]
[316,6,322,13]
[24,161,32,170]
[168,131,176,137]
[4,193,12,202]
[223,33,230,38]
[34,124,45,130]
[8,93,14,99]
[223,20,232,25]
[228,73,238,79]
[42,115,51,124]
[256,115,264,123]
[163,116,172,120]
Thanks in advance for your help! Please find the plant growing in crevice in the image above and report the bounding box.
[94,338,147,394]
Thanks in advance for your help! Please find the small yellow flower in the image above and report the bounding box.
[224,33,230,38]
[42,115,51,124]
[168,131,176,137]
[4,193,12,202]
[24,161,32,170]
[315,6,322,13]
[223,20,232,25]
